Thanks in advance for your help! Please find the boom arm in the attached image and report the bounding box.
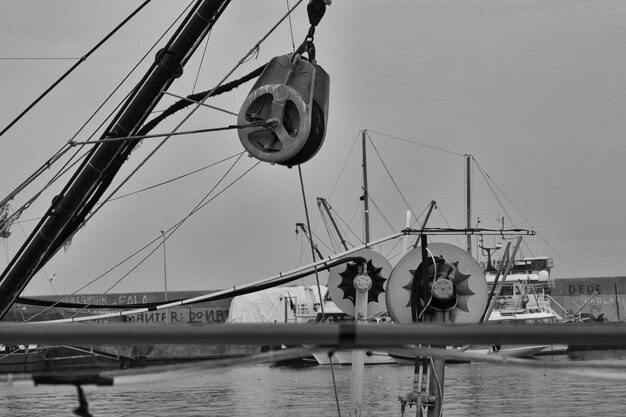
[0,0,231,319]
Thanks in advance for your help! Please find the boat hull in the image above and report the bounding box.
[311,350,396,365]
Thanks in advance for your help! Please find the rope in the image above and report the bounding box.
[192,30,212,94]
[366,132,416,216]
[68,0,197,149]
[24,154,254,322]
[18,0,312,321]
[68,154,255,320]
[319,208,339,253]
[433,206,464,248]
[30,234,402,323]
[0,0,154,138]
[366,191,397,234]
[297,165,342,417]
[105,152,243,202]
[79,62,267,239]
[286,0,297,53]
[0,1,197,237]
[136,63,266,136]
[70,123,263,145]
[366,130,465,157]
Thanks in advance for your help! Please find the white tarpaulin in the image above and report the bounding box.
[226,286,326,323]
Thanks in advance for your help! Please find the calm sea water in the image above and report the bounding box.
[1,358,625,417]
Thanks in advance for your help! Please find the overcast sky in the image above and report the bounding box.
[1,1,625,297]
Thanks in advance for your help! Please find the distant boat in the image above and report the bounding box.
[388,344,550,365]
[312,348,397,366]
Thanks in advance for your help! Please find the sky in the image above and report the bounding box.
[1,0,625,298]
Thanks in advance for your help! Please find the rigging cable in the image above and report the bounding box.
[0,1,198,235]
[70,154,253,320]
[68,0,309,292]
[366,130,464,157]
[366,192,397,235]
[0,0,155,138]
[298,165,343,417]
[25,153,255,321]
[65,0,198,146]
[71,154,255,319]
[44,242,397,323]
[191,30,212,94]
[286,0,297,53]
[318,205,340,253]
[366,131,418,220]
[433,205,464,248]
[17,256,365,311]
[472,156,569,271]
[327,131,360,201]
[30,233,510,322]
[105,152,244,202]
[80,0,309,230]
[20,0,311,321]
[22,1,234,276]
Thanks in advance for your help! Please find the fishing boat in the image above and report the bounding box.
[388,344,549,365]
[1,2,625,417]
[0,345,45,373]
[483,254,563,323]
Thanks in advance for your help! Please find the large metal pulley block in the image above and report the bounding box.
[237,54,330,166]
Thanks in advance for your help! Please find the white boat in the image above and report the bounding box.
[484,255,564,323]
[312,349,397,366]
[389,344,549,365]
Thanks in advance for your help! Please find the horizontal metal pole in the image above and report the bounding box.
[403,228,535,236]
[2,322,625,347]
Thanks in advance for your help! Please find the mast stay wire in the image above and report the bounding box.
[22,0,313,318]
[17,1,315,315]
[473,156,535,260]
[328,201,363,247]
[104,152,244,203]
[295,132,360,274]
[433,205,464,249]
[0,1,198,230]
[366,129,465,157]
[68,154,255,319]
[0,0,155,138]
[44,1,216,262]
[366,191,398,235]
[297,165,343,417]
[8,1,324,322]
[295,224,336,261]
[191,29,212,94]
[319,208,340,253]
[25,153,256,322]
[62,0,198,150]
[473,157,578,276]
[286,0,297,53]
[68,0,305,246]
[366,131,419,225]
[65,0,198,146]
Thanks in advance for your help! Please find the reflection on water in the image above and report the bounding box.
[1,360,626,416]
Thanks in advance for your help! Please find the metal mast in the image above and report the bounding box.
[465,154,472,254]
[0,0,231,319]
[361,130,370,244]
[317,197,349,251]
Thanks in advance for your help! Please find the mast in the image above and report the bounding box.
[0,0,231,319]
[465,154,472,254]
[295,223,324,260]
[361,130,370,244]
[317,197,349,251]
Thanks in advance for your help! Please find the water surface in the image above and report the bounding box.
[1,359,624,416]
